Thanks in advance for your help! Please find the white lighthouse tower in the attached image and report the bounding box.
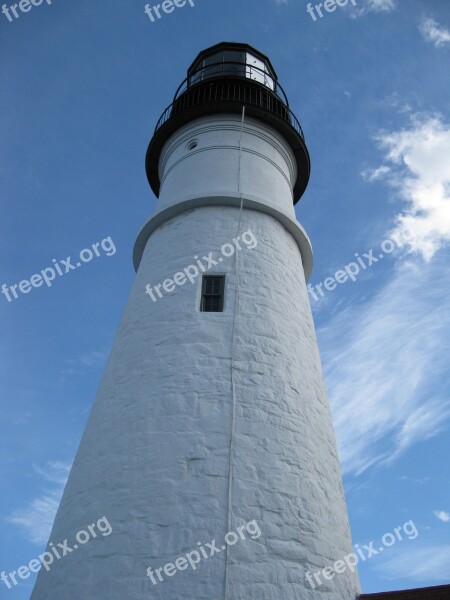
[31,42,360,600]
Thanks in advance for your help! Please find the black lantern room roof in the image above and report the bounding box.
[146,42,310,204]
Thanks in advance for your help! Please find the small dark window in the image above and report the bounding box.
[223,50,245,77]
[202,53,222,80]
[201,275,225,312]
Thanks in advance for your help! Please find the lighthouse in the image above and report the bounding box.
[31,42,360,599]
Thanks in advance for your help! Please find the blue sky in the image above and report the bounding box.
[1,0,449,597]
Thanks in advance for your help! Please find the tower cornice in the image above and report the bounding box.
[133,194,313,282]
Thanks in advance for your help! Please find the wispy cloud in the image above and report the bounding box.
[375,544,450,582]
[326,112,450,477]
[352,0,396,18]
[67,348,108,368]
[32,462,70,485]
[319,257,450,476]
[362,165,391,182]
[419,17,450,48]
[272,0,394,15]
[61,348,109,380]
[398,476,430,485]
[7,462,71,545]
[434,510,450,523]
[364,114,450,262]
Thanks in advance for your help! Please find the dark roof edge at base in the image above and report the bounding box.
[359,583,450,599]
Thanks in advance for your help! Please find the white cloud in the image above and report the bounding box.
[322,115,450,476]
[398,476,430,485]
[352,0,396,17]
[61,348,108,380]
[367,114,450,261]
[361,165,391,182]
[364,0,395,11]
[8,491,63,545]
[420,17,450,48]
[273,0,395,15]
[434,510,450,523]
[375,545,450,582]
[67,348,108,368]
[7,462,71,545]
[318,257,450,476]
[395,403,449,454]
[32,461,71,484]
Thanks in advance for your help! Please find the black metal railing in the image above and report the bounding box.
[154,77,305,141]
[178,61,288,105]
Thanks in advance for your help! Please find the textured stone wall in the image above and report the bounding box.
[31,206,359,600]
[32,113,359,600]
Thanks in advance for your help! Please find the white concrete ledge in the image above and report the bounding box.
[133,194,314,282]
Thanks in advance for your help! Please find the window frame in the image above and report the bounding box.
[200,274,225,313]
